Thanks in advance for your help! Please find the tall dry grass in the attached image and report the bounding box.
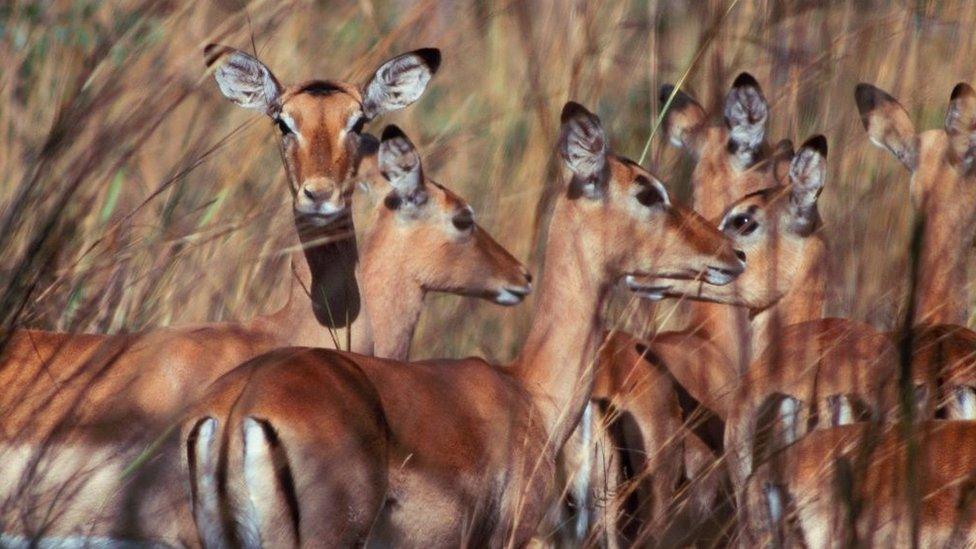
[3,0,976,544]
[5,0,975,359]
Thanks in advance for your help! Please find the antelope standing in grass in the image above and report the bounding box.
[181,101,745,548]
[556,74,788,546]
[0,45,533,544]
[627,135,934,496]
[743,421,976,548]
[856,82,976,419]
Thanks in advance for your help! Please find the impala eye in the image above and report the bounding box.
[727,213,759,236]
[452,211,475,232]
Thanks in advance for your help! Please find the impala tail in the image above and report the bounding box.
[240,417,301,548]
[186,415,302,549]
[186,416,234,547]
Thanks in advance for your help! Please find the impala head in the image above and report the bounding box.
[855,82,976,206]
[556,102,744,292]
[661,73,776,215]
[205,44,441,224]
[628,135,828,308]
[362,125,532,305]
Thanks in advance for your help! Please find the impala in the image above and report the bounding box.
[660,72,795,368]
[557,74,790,546]
[0,45,533,543]
[557,333,727,547]
[181,101,745,547]
[624,136,929,495]
[743,421,976,547]
[855,82,976,419]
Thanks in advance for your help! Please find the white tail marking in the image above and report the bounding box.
[573,402,594,540]
[189,417,226,548]
[827,394,854,425]
[951,386,976,420]
[777,397,803,445]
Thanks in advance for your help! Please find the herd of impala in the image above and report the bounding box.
[1,41,976,549]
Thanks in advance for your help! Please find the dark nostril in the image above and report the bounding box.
[524,272,533,284]
[303,188,316,201]
[734,249,747,262]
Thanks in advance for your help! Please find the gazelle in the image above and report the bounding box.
[855,82,976,418]
[660,72,795,369]
[556,333,730,548]
[556,74,789,546]
[181,101,745,547]
[626,136,928,493]
[742,420,976,548]
[0,46,532,543]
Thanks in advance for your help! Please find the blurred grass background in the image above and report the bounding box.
[2,0,975,365]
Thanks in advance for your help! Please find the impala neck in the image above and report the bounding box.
[749,236,828,359]
[513,199,609,452]
[357,221,426,360]
[263,212,373,353]
[914,201,974,326]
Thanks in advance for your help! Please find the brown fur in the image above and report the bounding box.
[563,129,811,545]
[742,421,976,548]
[857,82,976,417]
[0,49,533,544]
[560,332,730,547]
[181,105,745,547]
[662,76,792,372]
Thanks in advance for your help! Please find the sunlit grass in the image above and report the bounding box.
[3,0,975,544]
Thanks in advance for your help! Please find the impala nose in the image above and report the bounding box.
[296,177,349,222]
[303,187,332,202]
[734,249,747,262]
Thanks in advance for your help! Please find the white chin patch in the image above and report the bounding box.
[494,289,523,306]
[297,202,348,223]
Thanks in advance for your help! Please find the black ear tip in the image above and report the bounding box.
[561,101,591,124]
[414,48,442,73]
[659,84,676,104]
[634,342,649,357]
[854,82,875,96]
[381,124,407,142]
[803,135,828,156]
[203,43,223,67]
[854,83,883,110]
[951,82,975,101]
[732,72,760,89]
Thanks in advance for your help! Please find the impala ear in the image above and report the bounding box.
[724,72,768,166]
[946,83,976,171]
[559,102,609,200]
[787,135,828,236]
[362,48,441,121]
[854,83,918,171]
[378,125,427,210]
[204,44,282,115]
[660,84,707,155]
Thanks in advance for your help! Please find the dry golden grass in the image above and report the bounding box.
[3,0,976,544]
[5,0,975,359]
